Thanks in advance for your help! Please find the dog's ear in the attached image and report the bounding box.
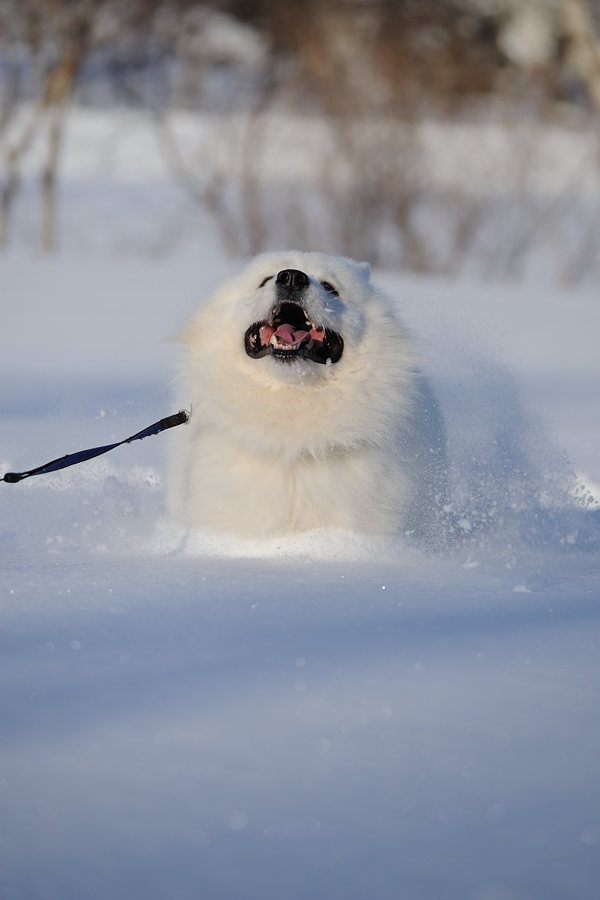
[358,261,371,278]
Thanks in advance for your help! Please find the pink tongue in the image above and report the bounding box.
[273,324,309,346]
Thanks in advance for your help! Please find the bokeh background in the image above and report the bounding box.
[1,0,600,281]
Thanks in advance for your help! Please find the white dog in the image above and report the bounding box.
[168,251,446,536]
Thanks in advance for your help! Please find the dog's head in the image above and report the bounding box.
[179,250,415,458]
[227,252,371,374]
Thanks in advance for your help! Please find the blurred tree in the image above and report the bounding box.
[0,0,192,251]
[0,0,98,250]
[560,0,600,113]
[0,0,599,271]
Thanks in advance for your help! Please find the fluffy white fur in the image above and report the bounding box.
[168,251,445,536]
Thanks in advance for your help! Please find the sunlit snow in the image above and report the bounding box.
[1,251,599,900]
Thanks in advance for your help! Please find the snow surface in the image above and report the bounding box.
[1,252,600,900]
[9,107,600,194]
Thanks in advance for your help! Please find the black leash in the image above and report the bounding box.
[2,410,190,484]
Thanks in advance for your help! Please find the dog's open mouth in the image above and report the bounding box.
[245,301,344,365]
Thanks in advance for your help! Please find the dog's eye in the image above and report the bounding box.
[321,281,339,296]
[258,275,273,288]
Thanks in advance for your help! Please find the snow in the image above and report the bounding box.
[9,107,600,195]
[1,252,600,895]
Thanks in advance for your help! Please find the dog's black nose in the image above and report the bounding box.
[276,269,309,291]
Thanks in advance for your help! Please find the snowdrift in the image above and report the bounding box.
[1,258,599,900]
